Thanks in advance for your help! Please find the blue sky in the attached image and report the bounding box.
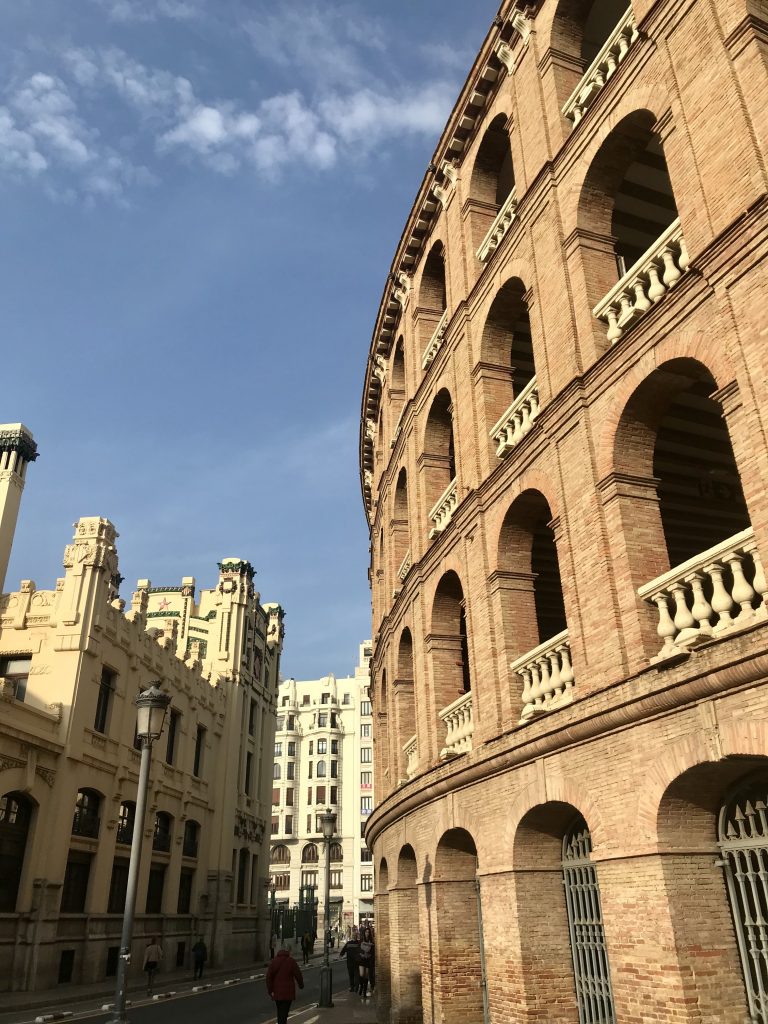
[0,0,491,679]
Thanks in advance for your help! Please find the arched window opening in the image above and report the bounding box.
[424,389,457,537]
[562,817,616,1023]
[329,841,343,862]
[153,812,173,852]
[0,792,33,912]
[471,114,515,207]
[500,491,571,721]
[396,628,417,782]
[432,572,473,757]
[72,788,101,838]
[581,111,687,343]
[271,844,291,865]
[419,242,447,313]
[116,801,135,846]
[393,468,410,580]
[273,763,281,780]
[317,760,327,778]
[481,278,539,454]
[582,0,633,65]
[302,843,319,864]
[391,338,406,428]
[183,820,200,858]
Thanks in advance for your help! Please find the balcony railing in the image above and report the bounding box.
[153,832,172,853]
[116,823,134,846]
[476,188,518,263]
[398,549,412,582]
[511,629,575,722]
[490,376,540,457]
[593,218,689,343]
[72,811,100,839]
[429,477,458,538]
[403,735,418,780]
[439,690,474,759]
[421,309,449,369]
[562,8,639,124]
[638,528,768,662]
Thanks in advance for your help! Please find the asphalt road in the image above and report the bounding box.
[9,960,354,1024]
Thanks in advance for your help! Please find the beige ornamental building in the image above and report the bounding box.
[0,424,285,993]
[269,642,375,932]
[359,1,768,1023]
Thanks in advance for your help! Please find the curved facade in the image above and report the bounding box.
[359,1,768,1022]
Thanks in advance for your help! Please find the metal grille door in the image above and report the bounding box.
[720,782,768,1023]
[562,818,616,1024]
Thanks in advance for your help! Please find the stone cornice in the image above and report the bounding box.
[366,625,768,846]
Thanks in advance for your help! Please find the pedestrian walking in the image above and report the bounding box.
[191,937,207,980]
[270,931,278,960]
[142,937,163,996]
[358,926,375,1000]
[301,930,311,966]
[266,943,304,1024]
[338,933,361,993]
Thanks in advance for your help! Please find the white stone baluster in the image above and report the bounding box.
[726,552,757,621]
[652,592,679,655]
[670,582,696,635]
[686,572,714,633]
[513,630,574,722]
[708,563,736,632]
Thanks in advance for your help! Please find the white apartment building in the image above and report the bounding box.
[269,642,374,930]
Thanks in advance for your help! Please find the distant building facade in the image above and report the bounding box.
[269,642,374,931]
[0,425,285,992]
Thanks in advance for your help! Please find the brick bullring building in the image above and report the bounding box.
[359,0,768,1022]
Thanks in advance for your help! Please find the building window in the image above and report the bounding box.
[330,870,342,889]
[361,874,373,892]
[315,815,325,832]
[166,709,180,765]
[331,761,337,779]
[61,851,92,913]
[361,724,371,738]
[271,816,279,835]
[361,701,371,716]
[245,752,253,794]
[193,726,206,778]
[107,858,129,914]
[288,741,296,757]
[287,763,295,781]
[308,762,313,779]
[302,843,319,864]
[321,693,329,704]
[309,741,314,755]
[273,872,290,889]
[316,786,326,804]
[116,802,135,846]
[317,760,327,778]
[284,815,293,835]
[361,748,372,764]
[331,740,338,754]
[146,864,166,913]
[177,868,194,914]
[330,786,337,804]
[360,822,366,838]
[307,814,311,833]
[0,655,31,703]
[93,667,115,733]
[318,713,328,728]
[287,715,295,730]
[318,739,327,754]
[248,699,256,735]
[153,812,172,852]
[72,789,101,838]
[361,847,373,863]
[301,870,317,888]
[271,844,291,865]
[302,694,310,705]
[361,772,372,787]
[274,742,282,757]
[183,821,199,858]
[285,788,294,806]
[342,693,350,705]
[272,788,280,806]
[330,713,338,728]
[307,787,312,805]
[273,763,281,780]
[361,797,372,815]
[282,696,289,707]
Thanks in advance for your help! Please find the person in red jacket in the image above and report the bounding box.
[266,944,304,1024]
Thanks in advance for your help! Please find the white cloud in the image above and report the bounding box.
[86,0,203,23]
[318,82,457,150]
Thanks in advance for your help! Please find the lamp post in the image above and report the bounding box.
[108,683,171,1024]
[318,807,337,1008]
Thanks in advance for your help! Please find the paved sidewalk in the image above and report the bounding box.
[308,988,377,1023]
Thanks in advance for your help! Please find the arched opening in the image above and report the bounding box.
[375,667,391,798]
[316,760,327,778]
[580,111,686,342]
[423,389,456,536]
[419,242,447,313]
[72,788,101,838]
[153,811,173,853]
[329,841,343,863]
[480,277,539,454]
[614,359,759,659]
[654,761,768,1021]
[0,792,33,912]
[471,114,515,207]
[429,829,484,1024]
[499,491,570,720]
[395,628,417,782]
[393,468,410,578]
[302,843,319,864]
[431,572,472,757]
[513,802,612,1022]
[270,844,291,865]
[391,337,406,431]
[390,845,422,1021]
[183,820,200,858]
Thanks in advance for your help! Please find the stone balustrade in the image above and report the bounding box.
[477,188,518,263]
[439,690,474,759]
[404,734,418,779]
[421,309,449,369]
[593,218,689,343]
[638,527,768,662]
[428,477,458,538]
[511,629,575,722]
[490,376,540,457]
[562,8,639,124]
[398,549,412,582]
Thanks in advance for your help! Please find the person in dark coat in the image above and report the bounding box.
[191,937,207,980]
[338,933,361,992]
[266,945,304,1024]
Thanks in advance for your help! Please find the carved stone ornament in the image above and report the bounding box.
[0,754,25,772]
[393,271,410,305]
[373,355,387,386]
[35,766,55,788]
[364,470,373,490]
[365,418,376,442]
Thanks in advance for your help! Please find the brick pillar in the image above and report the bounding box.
[487,570,537,723]
[424,633,464,760]
[426,879,484,1024]
[390,884,423,1023]
[563,228,616,369]
[418,452,453,527]
[374,888,391,1023]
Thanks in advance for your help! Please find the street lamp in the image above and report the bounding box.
[108,683,171,1024]
[318,807,337,1008]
